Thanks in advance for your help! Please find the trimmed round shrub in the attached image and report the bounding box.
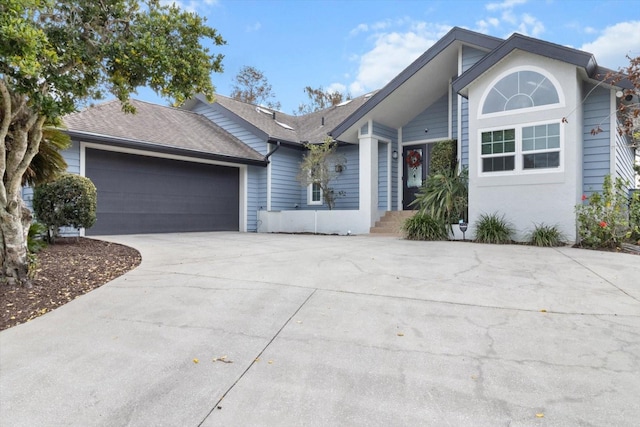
[33,173,97,241]
[474,213,514,244]
[402,213,448,241]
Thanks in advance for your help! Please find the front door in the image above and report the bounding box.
[403,144,429,209]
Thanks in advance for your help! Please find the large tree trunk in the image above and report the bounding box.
[1,83,45,287]
[0,197,32,286]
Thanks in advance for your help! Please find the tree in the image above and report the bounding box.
[22,125,71,187]
[230,66,281,110]
[297,137,345,210]
[296,86,351,115]
[1,0,225,285]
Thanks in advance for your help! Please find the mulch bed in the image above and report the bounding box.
[1,238,141,331]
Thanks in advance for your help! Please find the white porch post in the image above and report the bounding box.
[359,135,378,228]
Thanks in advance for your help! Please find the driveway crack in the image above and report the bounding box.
[197,288,318,427]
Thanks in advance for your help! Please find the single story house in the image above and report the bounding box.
[37,27,636,241]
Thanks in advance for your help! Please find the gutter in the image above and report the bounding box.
[65,130,269,167]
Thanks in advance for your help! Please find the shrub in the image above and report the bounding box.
[33,173,97,242]
[429,139,457,173]
[410,166,468,231]
[27,222,48,253]
[527,223,566,247]
[630,191,640,243]
[474,213,514,244]
[402,213,448,241]
[575,175,632,248]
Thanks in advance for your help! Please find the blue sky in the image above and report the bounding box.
[145,0,640,113]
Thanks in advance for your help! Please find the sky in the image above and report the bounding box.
[141,0,640,114]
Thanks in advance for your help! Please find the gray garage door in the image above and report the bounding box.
[85,148,239,235]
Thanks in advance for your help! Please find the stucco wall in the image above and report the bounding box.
[466,52,584,242]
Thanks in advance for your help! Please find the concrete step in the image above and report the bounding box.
[370,211,416,235]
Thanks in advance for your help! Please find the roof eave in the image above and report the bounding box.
[65,129,268,167]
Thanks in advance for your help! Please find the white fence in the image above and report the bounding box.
[257,210,371,235]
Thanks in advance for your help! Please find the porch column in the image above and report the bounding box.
[359,135,378,228]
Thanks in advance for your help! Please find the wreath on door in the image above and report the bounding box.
[406,150,422,168]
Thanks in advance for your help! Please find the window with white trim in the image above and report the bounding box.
[480,122,562,174]
[308,182,322,205]
[482,70,560,114]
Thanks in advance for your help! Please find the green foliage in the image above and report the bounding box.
[230,65,281,110]
[27,222,48,253]
[297,137,345,210]
[22,125,71,186]
[575,175,633,248]
[527,223,566,247]
[429,139,457,174]
[410,166,468,231]
[33,174,97,242]
[402,213,448,241]
[627,191,640,243]
[474,213,514,244]
[1,0,226,119]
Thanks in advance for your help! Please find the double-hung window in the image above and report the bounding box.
[308,182,322,205]
[480,122,561,174]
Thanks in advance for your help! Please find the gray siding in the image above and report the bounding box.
[372,122,397,210]
[582,84,611,195]
[191,102,268,155]
[460,97,469,167]
[451,94,458,140]
[462,46,486,72]
[334,145,359,209]
[378,142,387,209]
[459,46,487,167]
[299,144,359,210]
[402,94,449,142]
[360,122,369,135]
[270,146,303,210]
[192,101,267,231]
[614,119,636,188]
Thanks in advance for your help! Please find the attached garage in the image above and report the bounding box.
[85,149,240,235]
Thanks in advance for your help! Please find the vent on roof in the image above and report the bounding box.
[321,117,325,126]
[275,120,294,130]
[364,92,374,98]
[256,106,272,115]
[336,99,352,107]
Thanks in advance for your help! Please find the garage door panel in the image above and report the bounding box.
[85,149,239,235]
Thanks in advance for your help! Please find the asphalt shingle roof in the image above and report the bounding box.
[209,93,376,145]
[63,99,265,163]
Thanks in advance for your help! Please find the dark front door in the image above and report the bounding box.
[403,144,429,210]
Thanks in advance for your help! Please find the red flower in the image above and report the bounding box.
[581,194,587,201]
[599,221,607,228]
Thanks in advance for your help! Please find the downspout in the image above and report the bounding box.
[265,140,281,162]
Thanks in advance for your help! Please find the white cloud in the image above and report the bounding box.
[350,23,369,36]
[581,21,640,70]
[486,0,527,11]
[347,24,450,96]
[160,0,218,13]
[516,13,544,37]
[326,83,347,94]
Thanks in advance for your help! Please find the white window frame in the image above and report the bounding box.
[307,181,322,205]
[478,66,565,119]
[478,120,564,176]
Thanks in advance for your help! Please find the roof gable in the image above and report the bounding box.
[330,27,503,140]
[452,33,598,96]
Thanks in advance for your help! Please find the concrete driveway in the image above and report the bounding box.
[1,232,639,426]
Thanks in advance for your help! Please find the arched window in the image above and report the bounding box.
[482,70,559,114]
